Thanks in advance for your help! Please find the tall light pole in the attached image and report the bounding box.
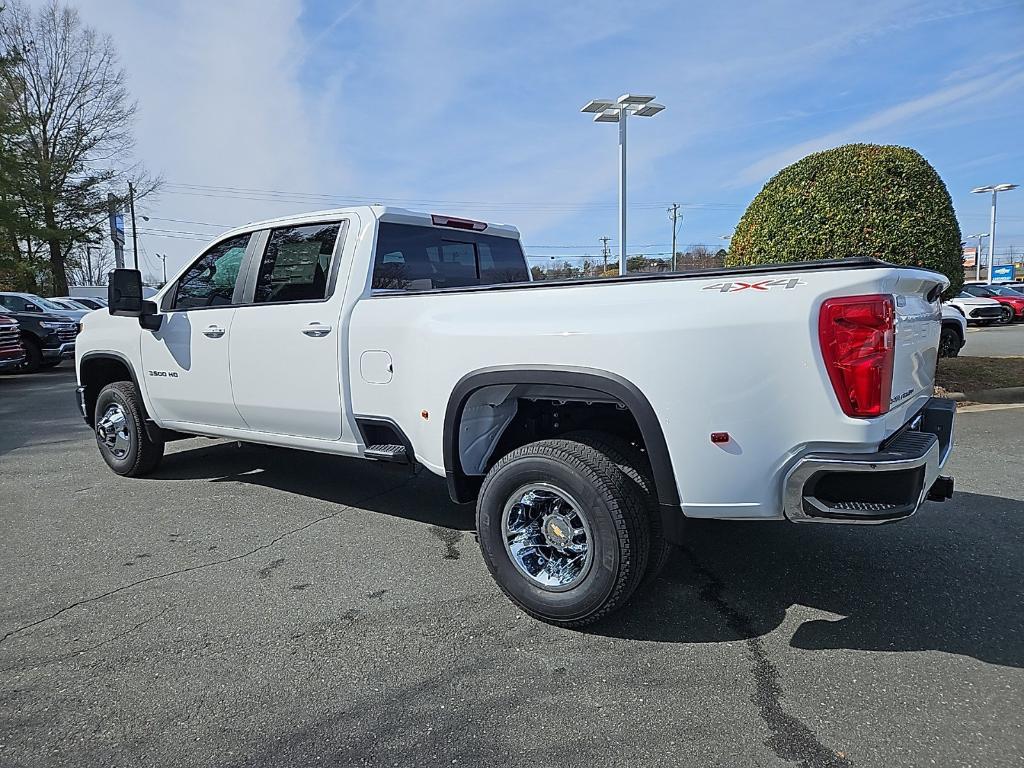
[967,232,989,281]
[582,94,665,275]
[971,183,1018,281]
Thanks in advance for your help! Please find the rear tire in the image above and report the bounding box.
[998,306,1013,325]
[94,381,164,477]
[477,439,650,627]
[564,430,674,583]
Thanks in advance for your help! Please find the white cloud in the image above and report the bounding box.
[732,68,1024,187]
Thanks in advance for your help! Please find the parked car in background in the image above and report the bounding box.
[0,315,27,372]
[48,298,92,312]
[945,292,1005,326]
[0,304,78,373]
[939,305,967,358]
[0,292,89,321]
[54,295,106,310]
[962,284,1024,323]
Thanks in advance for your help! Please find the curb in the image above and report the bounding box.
[944,386,1024,404]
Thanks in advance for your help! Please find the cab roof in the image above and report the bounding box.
[221,206,520,241]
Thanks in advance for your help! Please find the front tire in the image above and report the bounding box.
[938,327,961,358]
[998,306,1013,325]
[94,381,164,477]
[18,337,41,373]
[477,439,650,627]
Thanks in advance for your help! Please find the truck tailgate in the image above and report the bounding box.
[884,271,945,434]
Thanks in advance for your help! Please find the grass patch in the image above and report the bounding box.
[936,356,1024,393]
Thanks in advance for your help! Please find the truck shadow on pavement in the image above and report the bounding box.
[153,441,1022,668]
[151,440,477,531]
[602,492,1024,669]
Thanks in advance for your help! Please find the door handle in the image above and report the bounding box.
[301,323,332,338]
[202,325,226,338]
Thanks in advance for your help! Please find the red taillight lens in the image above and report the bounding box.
[818,294,895,418]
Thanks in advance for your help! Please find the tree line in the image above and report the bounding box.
[0,0,152,295]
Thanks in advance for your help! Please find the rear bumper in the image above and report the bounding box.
[783,398,955,524]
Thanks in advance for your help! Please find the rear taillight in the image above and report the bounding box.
[818,294,895,418]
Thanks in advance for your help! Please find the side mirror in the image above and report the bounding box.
[108,269,162,331]
[108,269,144,316]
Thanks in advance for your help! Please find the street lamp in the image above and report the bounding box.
[582,94,665,275]
[971,183,1018,281]
[967,232,989,281]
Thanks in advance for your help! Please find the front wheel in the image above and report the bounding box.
[998,306,1014,325]
[938,327,961,358]
[476,439,650,627]
[94,381,164,476]
[17,337,41,373]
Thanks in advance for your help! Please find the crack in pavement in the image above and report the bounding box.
[684,549,852,768]
[0,606,172,675]
[0,479,413,648]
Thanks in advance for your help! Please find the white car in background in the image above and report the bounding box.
[53,296,107,310]
[945,292,1004,326]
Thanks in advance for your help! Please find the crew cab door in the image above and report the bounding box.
[227,220,349,440]
[140,233,254,429]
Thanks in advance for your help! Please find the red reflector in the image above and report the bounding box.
[818,294,895,418]
[431,214,487,231]
[710,432,730,444]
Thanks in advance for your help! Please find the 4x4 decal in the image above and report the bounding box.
[702,278,806,293]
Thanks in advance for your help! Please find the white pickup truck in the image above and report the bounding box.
[76,206,956,626]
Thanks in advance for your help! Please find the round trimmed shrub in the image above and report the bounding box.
[727,144,962,297]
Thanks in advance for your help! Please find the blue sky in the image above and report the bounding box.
[64,0,1024,277]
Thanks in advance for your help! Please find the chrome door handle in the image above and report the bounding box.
[301,323,332,338]
[202,325,226,338]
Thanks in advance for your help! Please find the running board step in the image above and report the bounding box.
[364,444,408,463]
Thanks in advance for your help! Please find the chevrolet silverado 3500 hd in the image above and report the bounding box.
[76,206,955,626]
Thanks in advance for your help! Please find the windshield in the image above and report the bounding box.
[30,295,68,311]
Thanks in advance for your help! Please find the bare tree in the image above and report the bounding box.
[64,240,113,286]
[0,1,155,294]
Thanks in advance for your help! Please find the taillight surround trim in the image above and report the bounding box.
[818,293,896,419]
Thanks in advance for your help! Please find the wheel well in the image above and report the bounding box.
[80,355,136,426]
[941,320,964,343]
[443,368,680,510]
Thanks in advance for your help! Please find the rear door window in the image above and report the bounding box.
[372,223,528,291]
[253,222,342,304]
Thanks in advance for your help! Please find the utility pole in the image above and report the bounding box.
[128,181,139,270]
[600,236,611,276]
[108,193,125,269]
[668,203,681,272]
[157,253,167,285]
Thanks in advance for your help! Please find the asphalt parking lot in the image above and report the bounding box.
[1,368,1022,768]
[962,321,1024,357]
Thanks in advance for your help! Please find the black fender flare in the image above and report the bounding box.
[442,365,682,515]
[79,351,177,442]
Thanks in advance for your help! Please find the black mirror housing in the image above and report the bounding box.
[108,269,144,316]
[108,269,162,331]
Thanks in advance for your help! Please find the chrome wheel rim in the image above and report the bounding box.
[501,483,593,591]
[96,403,131,459]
